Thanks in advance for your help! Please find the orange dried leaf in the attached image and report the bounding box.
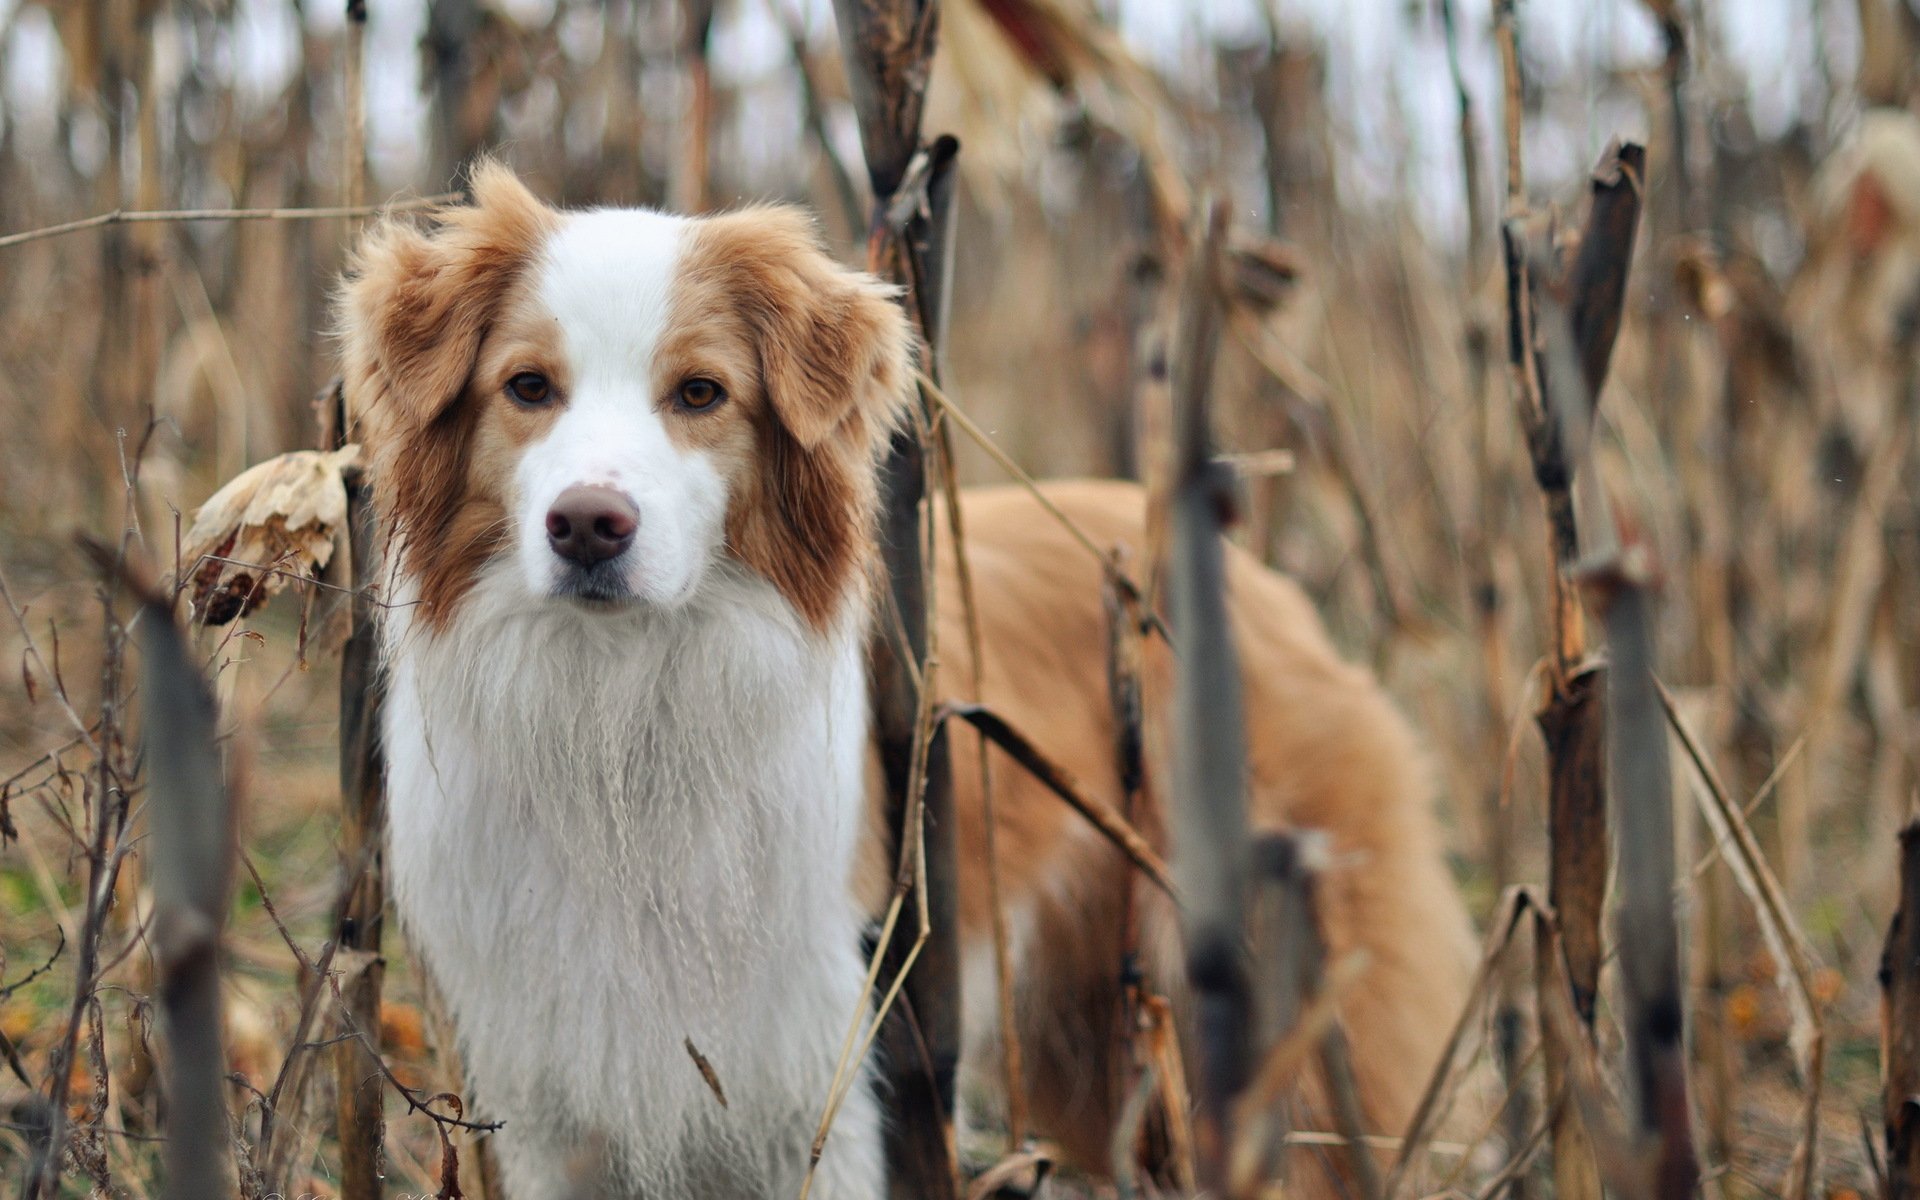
[1725,984,1761,1035]
[0,999,34,1042]
[380,1000,428,1057]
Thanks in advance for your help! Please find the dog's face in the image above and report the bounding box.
[339,165,911,631]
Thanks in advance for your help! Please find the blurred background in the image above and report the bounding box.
[3,0,1920,1194]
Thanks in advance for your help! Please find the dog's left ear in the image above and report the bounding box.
[697,207,915,455]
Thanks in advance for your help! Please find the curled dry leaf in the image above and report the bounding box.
[380,1000,429,1058]
[182,445,360,625]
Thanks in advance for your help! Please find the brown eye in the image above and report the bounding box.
[676,378,726,411]
[506,372,552,407]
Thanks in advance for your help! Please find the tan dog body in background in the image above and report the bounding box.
[926,482,1474,1188]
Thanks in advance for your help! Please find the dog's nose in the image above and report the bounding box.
[546,486,638,567]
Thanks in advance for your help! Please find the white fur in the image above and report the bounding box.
[511,210,730,609]
[378,207,886,1198]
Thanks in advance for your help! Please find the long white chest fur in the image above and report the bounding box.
[380,561,883,1197]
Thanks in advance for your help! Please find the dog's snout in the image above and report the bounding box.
[546,486,638,567]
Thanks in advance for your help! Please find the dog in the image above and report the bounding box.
[339,163,1474,1197]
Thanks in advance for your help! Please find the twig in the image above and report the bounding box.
[1428,1039,1548,1198]
[22,540,143,1200]
[1227,948,1371,1197]
[323,973,500,1135]
[0,1118,167,1145]
[1687,733,1806,880]
[918,368,1180,647]
[1494,0,1525,212]
[806,884,910,1196]
[344,3,370,212]
[261,933,343,1190]
[917,370,1160,628]
[1,727,106,795]
[1472,1116,1553,1200]
[807,406,949,1198]
[1112,1058,1162,1198]
[0,558,107,755]
[1438,0,1488,276]
[1498,117,1648,1200]
[1383,887,1537,1200]
[803,801,935,1198]
[1658,682,1825,1200]
[937,470,1028,1144]
[243,846,342,1189]
[933,703,1177,899]
[1141,992,1196,1191]
[0,195,454,251]
[0,928,66,1002]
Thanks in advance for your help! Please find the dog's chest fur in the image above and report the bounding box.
[380,560,876,1193]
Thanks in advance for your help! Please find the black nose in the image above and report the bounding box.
[546,486,638,567]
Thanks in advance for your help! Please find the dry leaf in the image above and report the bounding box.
[181,445,360,626]
[380,1000,429,1057]
[1726,983,1761,1035]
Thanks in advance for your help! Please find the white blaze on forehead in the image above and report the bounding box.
[511,206,730,608]
[536,207,691,368]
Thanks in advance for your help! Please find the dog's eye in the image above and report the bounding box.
[676,378,726,411]
[506,372,553,407]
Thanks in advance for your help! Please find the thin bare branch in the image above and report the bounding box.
[0,195,454,252]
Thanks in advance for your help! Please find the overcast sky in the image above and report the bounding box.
[0,0,1856,243]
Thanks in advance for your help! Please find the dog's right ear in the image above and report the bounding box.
[338,162,556,447]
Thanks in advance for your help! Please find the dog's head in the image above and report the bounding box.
[338,164,913,632]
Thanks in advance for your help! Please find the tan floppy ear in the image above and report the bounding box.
[337,162,556,444]
[697,207,915,454]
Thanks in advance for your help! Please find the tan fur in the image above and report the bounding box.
[675,209,912,629]
[923,480,1475,1189]
[337,164,560,628]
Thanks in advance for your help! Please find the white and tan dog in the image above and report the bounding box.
[339,164,1473,1198]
